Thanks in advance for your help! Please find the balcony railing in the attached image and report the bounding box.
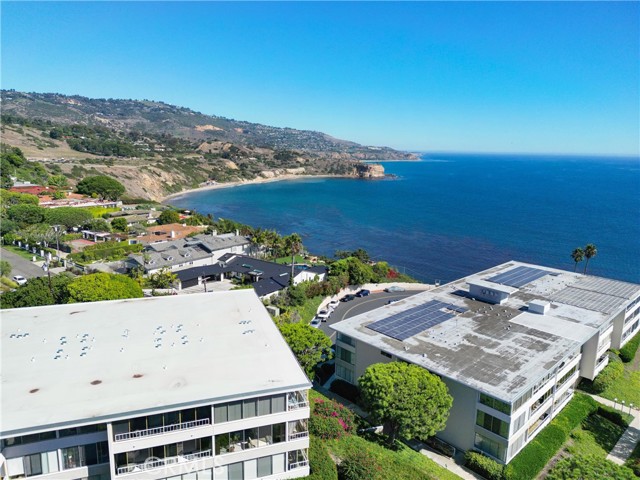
[289,460,309,470]
[116,450,212,475]
[114,418,211,442]
[288,392,309,411]
[288,431,309,441]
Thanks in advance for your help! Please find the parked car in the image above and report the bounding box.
[327,300,340,310]
[386,299,400,305]
[316,310,331,322]
[12,275,27,285]
[356,289,370,297]
[384,285,406,293]
[341,294,356,302]
[310,317,322,328]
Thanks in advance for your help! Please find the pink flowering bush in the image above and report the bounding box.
[310,398,357,439]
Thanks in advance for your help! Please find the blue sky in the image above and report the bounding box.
[2,2,638,155]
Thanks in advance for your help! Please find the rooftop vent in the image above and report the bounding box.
[529,300,550,315]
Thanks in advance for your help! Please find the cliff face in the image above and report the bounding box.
[355,163,385,178]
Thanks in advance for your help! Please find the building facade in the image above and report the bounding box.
[331,262,640,464]
[1,291,311,480]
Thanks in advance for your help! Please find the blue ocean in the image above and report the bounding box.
[169,154,640,284]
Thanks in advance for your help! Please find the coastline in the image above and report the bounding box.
[162,174,353,203]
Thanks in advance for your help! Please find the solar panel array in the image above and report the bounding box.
[487,266,549,288]
[367,300,467,341]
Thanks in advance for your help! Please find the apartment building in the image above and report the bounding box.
[331,261,640,464]
[1,291,311,480]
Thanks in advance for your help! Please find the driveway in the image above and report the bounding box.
[320,290,424,342]
[1,248,46,280]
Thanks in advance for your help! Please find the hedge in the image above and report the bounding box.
[619,330,640,363]
[592,360,625,393]
[503,393,598,480]
[597,405,632,428]
[464,451,504,480]
[307,436,338,480]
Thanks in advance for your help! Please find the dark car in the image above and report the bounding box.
[341,294,356,302]
[356,289,370,297]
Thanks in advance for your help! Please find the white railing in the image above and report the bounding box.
[288,431,309,440]
[288,460,309,470]
[116,450,212,475]
[114,418,210,441]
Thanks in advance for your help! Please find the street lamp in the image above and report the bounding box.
[614,398,618,409]
[622,400,626,412]
[630,403,634,414]
[42,261,53,296]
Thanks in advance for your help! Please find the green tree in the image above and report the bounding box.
[584,243,598,274]
[75,175,125,200]
[157,209,181,225]
[359,362,453,444]
[45,207,93,229]
[547,454,635,480]
[7,204,46,227]
[47,174,68,188]
[148,268,178,289]
[17,223,57,246]
[0,260,11,277]
[111,217,129,232]
[330,257,375,285]
[278,323,333,379]
[284,233,303,282]
[0,274,73,309]
[83,218,111,232]
[571,247,585,272]
[67,273,143,303]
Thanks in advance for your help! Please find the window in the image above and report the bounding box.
[257,456,272,477]
[337,345,355,365]
[228,462,243,480]
[24,453,43,476]
[214,404,228,423]
[337,332,355,347]
[476,411,509,438]
[479,393,511,414]
[475,433,506,461]
[228,401,242,421]
[258,397,271,416]
[512,390,531,412]
[336,363,354,383]
[215,424,285,454]
[243,398,257,418]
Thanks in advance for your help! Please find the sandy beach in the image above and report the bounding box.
[162,174,352,203]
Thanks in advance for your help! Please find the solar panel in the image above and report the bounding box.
[366,300,461,341]
[488,266,549,288]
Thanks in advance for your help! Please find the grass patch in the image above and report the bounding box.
[289,295,323,324]
[568,413,627,457]
[83,206,121,218]
[581,349,640,406]
[625,439,640,476]
[274,254,307,264]
[2,245,43,261]
[326,433,460,480]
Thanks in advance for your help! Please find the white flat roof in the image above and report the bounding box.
[1,290,310,437]
[331,261,640,402]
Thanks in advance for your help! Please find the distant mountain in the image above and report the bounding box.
[0,90,417,160]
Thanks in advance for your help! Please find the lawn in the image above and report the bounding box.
[273,254,307,265]
[84,206,121,218]
[581,346,640,406]
[568,411,628,458]
[2,245,43,261]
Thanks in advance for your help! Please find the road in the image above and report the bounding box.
[320,290,425,342]
[1,248,46,280]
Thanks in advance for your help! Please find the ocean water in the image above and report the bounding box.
[169,154,640,284]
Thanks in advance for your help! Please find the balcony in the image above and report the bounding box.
[287,392,309,411]
[114,418,211,442]
[116,449,211,475]
[289,459,309,470]
[288,431,309,441]
[527,411,550,438]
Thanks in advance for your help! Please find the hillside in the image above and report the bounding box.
[1,90,417,160]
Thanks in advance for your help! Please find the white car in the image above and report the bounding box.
[327,300,340,310]
[12,275,27,285]
[316,310,331,322]
[310,317,322,328]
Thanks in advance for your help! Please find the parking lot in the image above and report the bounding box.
[319,289,426,342]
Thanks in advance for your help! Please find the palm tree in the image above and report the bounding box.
[570,247,585,272]
[583,244,597,274]
[284,233,303,282]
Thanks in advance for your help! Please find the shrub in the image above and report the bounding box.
[592,360,624,393]
[307,436,338,480]
[547,454,636,480]
[504,393,597,480]
[597,405,632,428]
[338,448,380,480]
[310,398,356,439]
[619,331,640,363]
[464,451,505,480]
[330,379,361,404]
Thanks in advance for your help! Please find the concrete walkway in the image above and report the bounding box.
[587,393,639,465]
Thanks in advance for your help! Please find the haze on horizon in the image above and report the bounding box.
[2,2,638,156]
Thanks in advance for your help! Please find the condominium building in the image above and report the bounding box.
[331,261,640,464]
[1,291,311,480]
